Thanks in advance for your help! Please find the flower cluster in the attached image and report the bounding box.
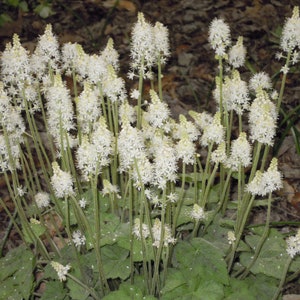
[190,204,206,221]
[280,6,300,53]
[34,192,51,209]
[152,218,176,248]
[214,70,250,115]
[132,218,150,240]
[129,12,170,79]
[227,132,251,171]
[72,230,86,248]
[249,88,277,146]
[50,162,74,198]
[247,158,282,196]
[51,261,71,282]
[208,18,231,57]
[286,229,300,258]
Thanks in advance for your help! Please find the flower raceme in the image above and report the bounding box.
[286,229,300,258]
[208,18,231,57]
[50,162,74,198]
[214,70,250,115]
[51,261,71,282]
[129,12,170,79]
[280,6,300,53]
[226,132,251,171]
[247,158,282,197]
[249,88,277,146]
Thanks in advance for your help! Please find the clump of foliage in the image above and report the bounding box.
[0,0,53,27]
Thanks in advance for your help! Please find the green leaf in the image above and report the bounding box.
[239,228,289,279]
[101,244,130,280]
[117,235,155,262]
[6,0,19,7]
[174,238,229,285]
[207,184,220,205]
[67,277,91,300]
[40,280,68,300]
[202,217,231,255]
[100,212,122,246]
[61,200,77,226]
[103,282,156,300]
[19,1,28,12]
[23,221,46,243]
[0,13,12,27]
[203,214,250,254]
[161,269,224,300]
[224,275,278,300]
[161,268,188,296]
[176,205,193,227]
[0,245,35,300]
[34,3,54,18]
[193,280,224,300]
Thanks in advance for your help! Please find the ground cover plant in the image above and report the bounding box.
[0,6,300,300]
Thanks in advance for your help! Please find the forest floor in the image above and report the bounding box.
[1,0,300,297]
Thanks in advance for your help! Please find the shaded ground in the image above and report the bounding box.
[1,0,300,296]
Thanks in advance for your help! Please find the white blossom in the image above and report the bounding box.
[261,158,282,194]
[51,261,71,282]
[175,134,195,165]
[228,36,246,68]
[118,123,145,172]
[151,134,178,189]
[44,74,75,150]
[172,114,199,142]
[227,231,236,245]
[72,230,86,247]
[76,82,101,134]
[132,218,150,240]
[31,24,60,76]
[249,88,277,145]
[153,21,170,64]
[34,192,50,209]
[201,112,224,146]
[144,89,170,128]
[1,34,31,88]
[249,72,272,92]
[214,70,250,115]
[280,6,300,53]
[226,132,251,171]
[152,218,176,248]
[190,204,206,221]
[130,12,156,77]
[189,110,213,132]
[208,18,231,57]
[211,142,227,164]
[51,162,74,198]
[286,229,300,258]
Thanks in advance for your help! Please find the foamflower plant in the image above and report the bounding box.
[0,8,300,300]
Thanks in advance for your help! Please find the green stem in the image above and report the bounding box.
[67,273,99,299]
[240,192,272,279]
[157,55,163,101]
[92,171,110,295]
[272,256,293,300]
[226,194,255,271]
[200,143,213,208]
[151,189,167,296]
[277,50,291,111]
[172,163,186,234]
[137,56,145,129]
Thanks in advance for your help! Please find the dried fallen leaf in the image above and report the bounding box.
[103,0,136,12]
[291,192,300,215]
